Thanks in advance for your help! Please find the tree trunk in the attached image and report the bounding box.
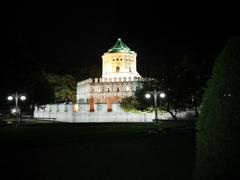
[163,109,178,120]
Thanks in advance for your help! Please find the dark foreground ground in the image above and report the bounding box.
[0,120,196,180]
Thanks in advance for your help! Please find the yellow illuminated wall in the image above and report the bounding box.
[102,52,141,81]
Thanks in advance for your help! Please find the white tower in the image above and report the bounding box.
[102,38,141,82]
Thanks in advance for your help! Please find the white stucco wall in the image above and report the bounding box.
[34,103,196,123]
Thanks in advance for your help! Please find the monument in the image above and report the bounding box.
[34,38,182,122]
[76,38,143,112]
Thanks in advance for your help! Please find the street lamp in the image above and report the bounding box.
[145,89,166,124]
[7,92,26,124]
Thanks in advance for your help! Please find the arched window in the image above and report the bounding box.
[129,67,132,72]
[116,87,119,92]
[116,66,120,72]
[107,88,111,92]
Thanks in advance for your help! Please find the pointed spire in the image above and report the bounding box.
[108,38,132,53]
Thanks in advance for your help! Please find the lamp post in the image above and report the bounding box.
[7,92,26,124]
[145,89,166,124]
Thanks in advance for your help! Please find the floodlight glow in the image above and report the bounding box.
[160,93,166,98]
[11,108,16,114]
[73,104,79,112]
[7,96,13,101]
[145,93,151,99]
[20,96,26,101]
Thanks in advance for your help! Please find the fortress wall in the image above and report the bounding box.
[76,77,148,104]
[34,103,195,123]
[34,103,155,122]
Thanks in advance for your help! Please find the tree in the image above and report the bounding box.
[194,37,240,180]
[26,71,55,105]
[120,96,141,112]
[120,79,181,120]
[46,73,77,103]
[122,51,217,120]
[164,52,215,118]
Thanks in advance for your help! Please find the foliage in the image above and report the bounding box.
[121,77,201,119]
[194,37,240,180]
[26,71,55,105]
[132,52,214,119]
[46,73,77,103]
[166,52,215,117]
[121,52,216,118]
[0,56,56,107]
[121,79,179,119]
[120,96,141,112]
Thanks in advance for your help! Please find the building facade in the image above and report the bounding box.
[76,38,143,111]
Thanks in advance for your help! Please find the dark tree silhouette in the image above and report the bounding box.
[194,37,240,180]
[46,73,77,103]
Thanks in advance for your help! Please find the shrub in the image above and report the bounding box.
[194,37,240,180]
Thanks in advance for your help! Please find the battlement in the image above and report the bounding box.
[77,77,150,86]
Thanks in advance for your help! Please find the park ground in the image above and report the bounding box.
[0,119,196,180]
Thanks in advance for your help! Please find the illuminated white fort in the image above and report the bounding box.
[34,38,193,121]
[102,38,141,81]
[76,38,143,112]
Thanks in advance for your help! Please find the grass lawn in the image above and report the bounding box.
[0,121,196,180]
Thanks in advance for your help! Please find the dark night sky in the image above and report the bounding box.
[2,1,240,78]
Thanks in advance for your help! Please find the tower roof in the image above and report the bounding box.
[108,38,134,53]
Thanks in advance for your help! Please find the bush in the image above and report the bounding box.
[194,37,240,180]
[120,97,141,112]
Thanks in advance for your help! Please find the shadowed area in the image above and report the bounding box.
[0,122,195,180]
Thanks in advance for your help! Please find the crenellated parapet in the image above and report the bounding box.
[78,77,146,85]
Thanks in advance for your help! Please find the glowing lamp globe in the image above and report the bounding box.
[11,108,16,114]
[20,96,26,101]
[160,93,166,98]
[7,96,13,101]
[145,93,151,99]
